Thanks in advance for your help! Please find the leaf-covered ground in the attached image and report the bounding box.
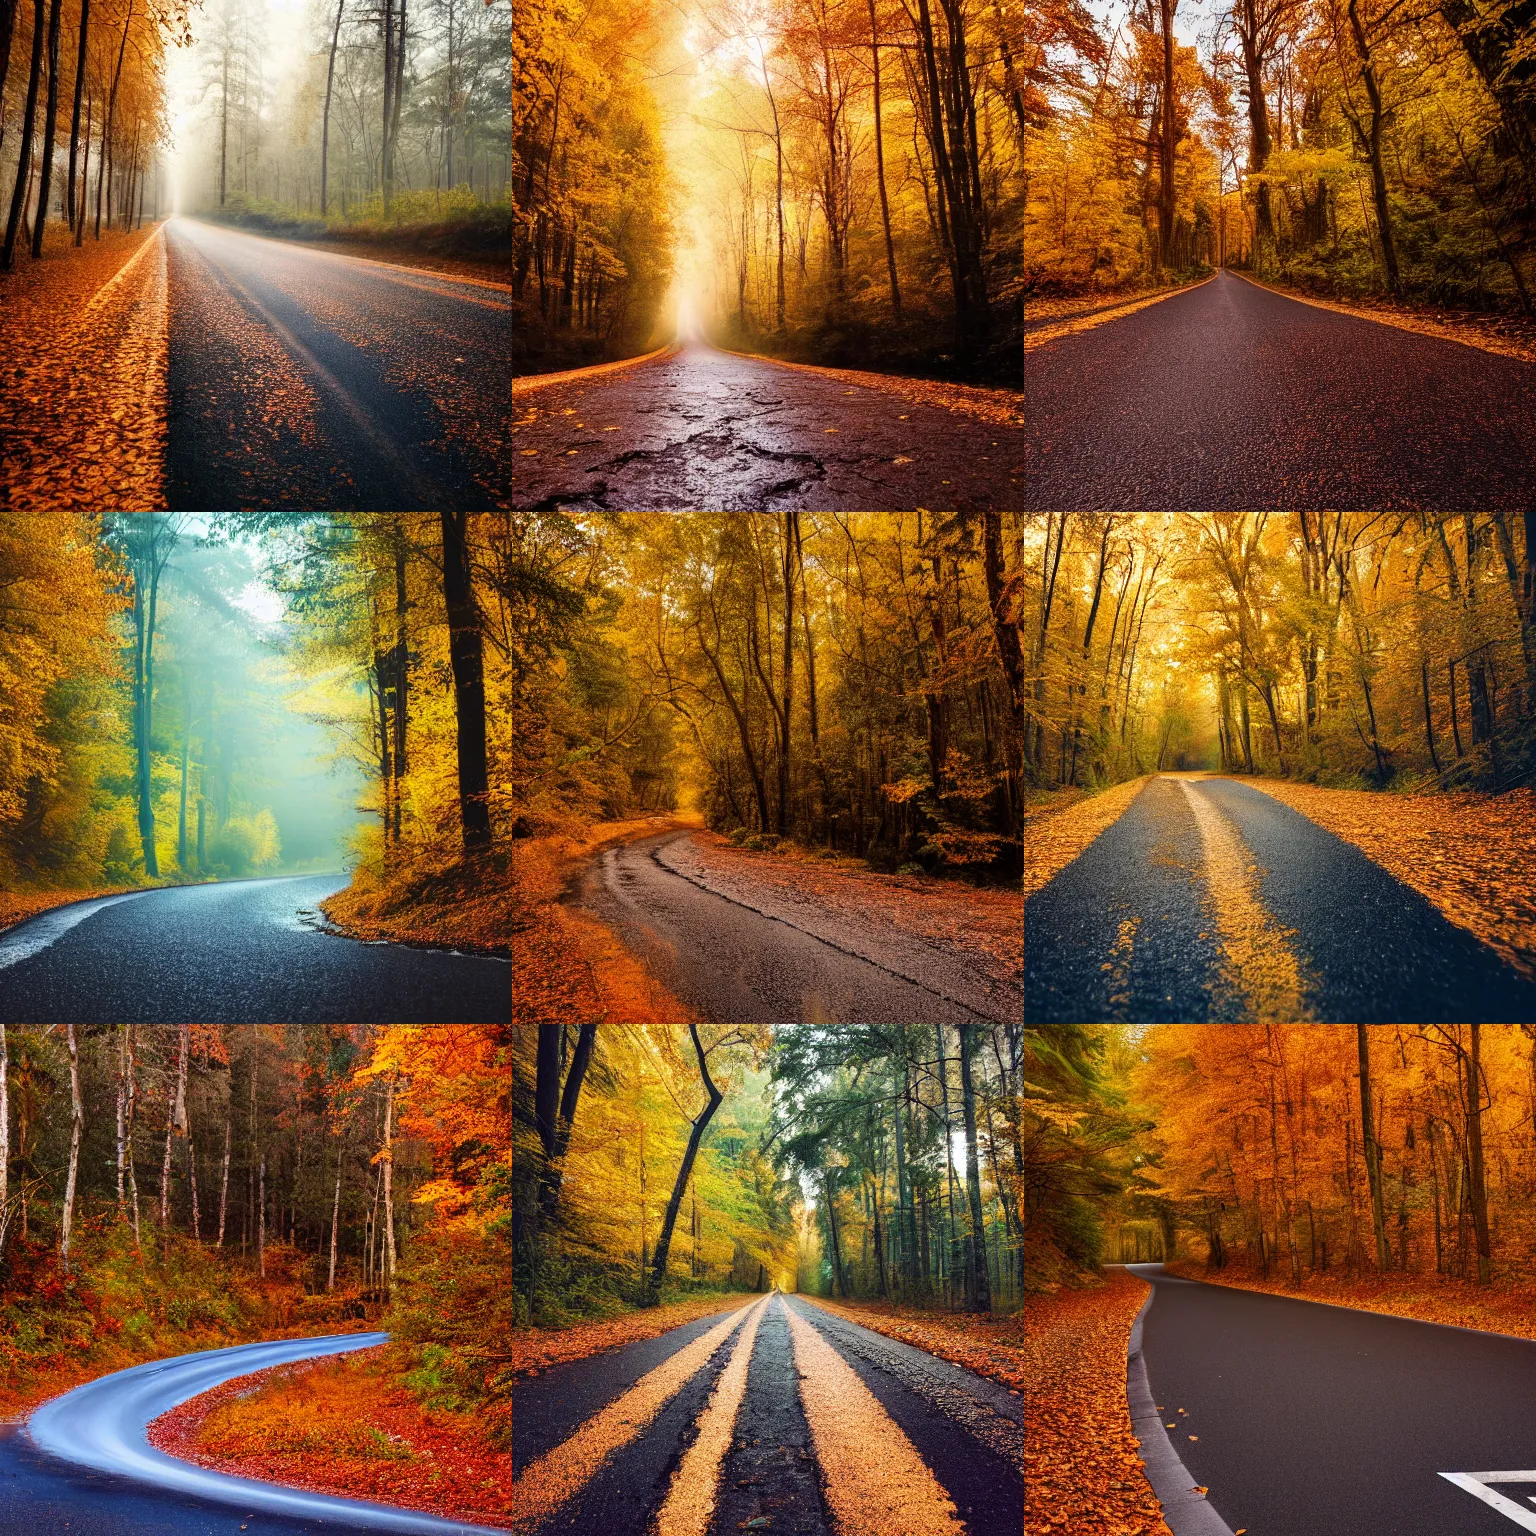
[1025,777,1151,899]
[148,1345,512,1530]
[1024,1270,1171,1536]
[1163,1259,1536,1341]
[798,1295,1025,1396]
[510,1292,752,1382]
[0,886,136,936]
[1243,780,1536,979]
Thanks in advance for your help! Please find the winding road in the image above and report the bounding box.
[574,830,1018,1025]
[511,344,1026,510]
[4,1331,499,1535]
[166,219,510,511]
[1124,1262,1536,1536]
[0,874,510,1024]
[1024,774,1536,1023]
[1023,270,1536,510]
[511,1291,1021,1536]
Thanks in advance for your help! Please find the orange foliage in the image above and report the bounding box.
[148,1348,512,1530]
[1023,1270,1172,1536]
[510,1294,755,1382]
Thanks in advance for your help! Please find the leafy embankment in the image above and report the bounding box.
[800,1295,1025,1396]
[1024,1270,1171,1536]
[148,1345,512,1531]
[0,1223,370,1419]
[510,1293,751,1383]
[1162,1260,1536,1342]
[322,843,514,957]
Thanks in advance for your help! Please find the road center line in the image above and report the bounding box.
[1175,778,1313,1022]
[653,1294,771,1536]
[784,1299,965,1536]
[509,1300,757,1533]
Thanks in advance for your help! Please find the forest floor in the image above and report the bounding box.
[1025,777,1151,899]
[511,815,708,1025]
[285,239,510,287]
[321,843,515,958]
[1235,271,1536,363]
[802,1295,1025,1396]
[658,831,1021,1007]
[1243,778,1536,979]
[1162,1259,1536,1342]
[0,884,139,935]
[0,1225,374,1422]
[1024,1270,1170,1536]
[509,1291,753,1380]
[148,1345,513,1531]
[0,220,167,512]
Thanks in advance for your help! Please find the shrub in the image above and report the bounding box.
[727,827,748,846]
[742,835,766,851]
[896,861,926,877]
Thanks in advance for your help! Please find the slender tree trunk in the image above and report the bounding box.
[1357,1025,1391,1271]
[115,1025,128,1218]
[60,1023,84,1273]
[65,0,88,228]
[217,1078,231,1247]
[2,0,45,271]
[1468,1024,1493,1284]
[328,1120,344,1292]
[957,1025,992,1311]
[320,0,344,216]
[381,1075,396,1296]
[866,0,901,317]
[126,1025,140,1246]
[439,513,491,850]
[648,1025,724,1300]
[258,1154,266,1278]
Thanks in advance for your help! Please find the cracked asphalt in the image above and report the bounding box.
[166,217,511,511]
[512,344,1027,510]
[1024,270,1536,510]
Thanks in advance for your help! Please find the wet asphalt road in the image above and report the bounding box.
[511,344,1026,510]
[165,218,510,510]
[1126,1263,1536,1536]
[573,831,1009,1025]
[511,1292,1022,1536]
[1024,775,1536,1022]
[0,874,510,1024]
[1023,270,1536,510]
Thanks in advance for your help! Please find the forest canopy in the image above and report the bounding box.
[512,512,1026,880]
[1024,0,1536,311]
[1025,513,1536,792]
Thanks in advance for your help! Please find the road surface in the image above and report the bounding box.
[574,830,1016,1025]
[1023,270,1536,510]
[165,218,510,510]
[511,1292,1021,1536]
[511,344,1026,510]
[9,1331,498,1535]
[1024,774,1536,1022]
[1125,1262,1536,1536]
[0,874,510,1024]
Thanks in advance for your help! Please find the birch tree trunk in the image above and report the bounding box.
[217,1079,231,1247]
[115,1025,127,1218]
[61,1022,84,1274]
[382,1075,397,1296]
[328,1122,344,1292]
[126,1025,140,1246]
[957,1023,992,1312]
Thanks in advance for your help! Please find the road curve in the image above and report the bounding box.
[574,830,1010,1025]
[1023,269,1536,510]
[1024,774,1536,1023]
[512,1291,1021,1536]
[21,1331,499,1535]
[1124,1262,1536,1536]
[165,218,510,511]
[0,873,510,1024]
[511,343,1025,510]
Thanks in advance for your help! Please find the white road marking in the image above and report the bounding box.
[0,892,154,969]
[1441,1471,1536,1530]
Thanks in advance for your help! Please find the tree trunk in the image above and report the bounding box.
[1468,1024,1493,1284]
[648,1025,724,1300]
[381,1075,396,1296]
[60,1023,83,1273]
[2,0,45,271]
[867,0,901,316]
[1357,1025,1390,1271]
[115,1025,128,1218]
[65,0,89,229]
[126,1025,140,1246]
[217,1077,231,1247]
[777,513,796,837]
[957,1024,992,1311]
[328,1120,344,1291]
[439,513,491,850]
[321,0,344,215]
[1347,0,1401,294]
[258,1153,266,1277]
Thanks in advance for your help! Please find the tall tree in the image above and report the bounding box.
[439,514,491,851]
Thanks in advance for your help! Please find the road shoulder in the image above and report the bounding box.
[1024,276,1216,352]
[1025,776,1152,898]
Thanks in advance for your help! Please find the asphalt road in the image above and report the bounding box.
[1024,774,1536,1023]
[511,1292,1022,1536]
[0,874,510,1024]
[1023,270,1536,510]
[1126,1263,1536,1536]
[574,831,1010,1025]
[165,218,510,510]
[9,1332,497,1535]
[511,344,1026,510]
